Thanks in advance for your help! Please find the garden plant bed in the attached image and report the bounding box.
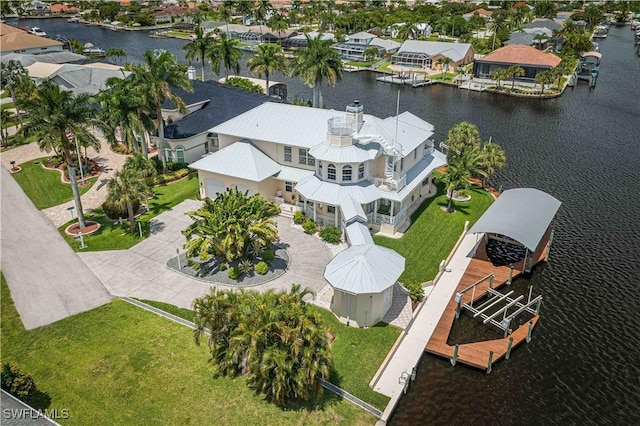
[166,244,289,286]
[65,221,101,236]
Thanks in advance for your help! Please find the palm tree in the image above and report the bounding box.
[489,13,509,50]
[132,50,191,173]
[455,67,466,85]
[105,47,127,65]
[290,34,343,108]
[0,60,27,129]
[491,67,509,90]
[208,33,243,81]
[436,56,452,79]
[583,4,604,29]
[507,65,525,89]
[218,4,231,36]
[444,121,481,155]
[533,33,549,50]
[0,109,15,141]
[268,12,289,47]
[396,22,418,40]
[21,81,100,229]
[441,146,485,213]
[363,47,378,65]
[106,168,150,233]
[480,141,506,187]
[184,25,214,81]
[535,70,555,94]
[247,44,287,96]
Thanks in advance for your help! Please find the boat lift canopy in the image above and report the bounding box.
[582,51,602,59]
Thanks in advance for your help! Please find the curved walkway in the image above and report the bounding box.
[1,140,129,227]
[78,201,335,309]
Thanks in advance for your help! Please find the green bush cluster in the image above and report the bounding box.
[405,282,425,302]
[166,161,189,171]
[102,198,141,220]
[146,168,190,186]
[261,250,275,262]
[1,362,36,402]
[218,262,228,271]
[254,261,269,275]
[319,226,342,244]
[227,266,240,279]
[293,210,306,224]
[302,219,317,235]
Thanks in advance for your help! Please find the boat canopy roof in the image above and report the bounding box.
[582,51,602,59]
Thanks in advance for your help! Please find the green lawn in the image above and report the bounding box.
[59,174,199,251]
[374,176,494,285]
[1,89,11,99]
[345,61,373,68]
[0,277,374,426]
[12,158,97,209]
[1,101,15,110]
[140,299,399,411]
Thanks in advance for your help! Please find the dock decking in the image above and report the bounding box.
[425,231,550,371]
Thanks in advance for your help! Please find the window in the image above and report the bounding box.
[358,163,365,179]
[298,148,315,166]
[165,148,173,162]
[284,146,292,162]
[414,149,417,160]
[318,161,323,178]
[327,206,336,214]
[176,146,185,163]
[327,164,336,181]
[342,165,352,182]
[285,181,293,192]
[400,158,404,171]
[204,140,209,154]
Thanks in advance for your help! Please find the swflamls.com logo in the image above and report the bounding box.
[3,408,70,419]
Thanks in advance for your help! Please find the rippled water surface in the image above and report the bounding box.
[16,19,640,424]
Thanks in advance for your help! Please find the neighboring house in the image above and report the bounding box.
[332,31,401,61]
[0,23,64,54]
[25,62,131,95]
[385,22,432,38]
[462,8,494,21]
[0,51,86,66]
[160,81,276,164]
[391,40,474,70]
[236,25,297,45]
[189,100,446,237]
[49,3,78,14]
[154,5,190,24]
[505,28,554,50]
[523,18,561,32]
[473,45,562,80]
[282,32,336,49]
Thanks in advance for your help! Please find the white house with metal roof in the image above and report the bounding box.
[189,100,446,236]
[391,40,475,71]
[332,31,401,62]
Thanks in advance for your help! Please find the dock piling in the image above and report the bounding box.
[526,320,533,343]
[507,265,514,285]
[489,274,494,289]
[506,337,514,360]
[450,344,459,366]
[535,299,542,315]
[487,351,493,374]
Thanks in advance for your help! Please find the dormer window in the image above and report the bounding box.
[299,148,315,166]
[358,163,365,179]
[342,165,352,182]
[327,164,336,181]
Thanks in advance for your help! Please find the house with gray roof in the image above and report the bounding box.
[332,31,401,62]
[24,62,130,95]
[391,40,474,71]
[159,81,276,164]
[189,100,446,237]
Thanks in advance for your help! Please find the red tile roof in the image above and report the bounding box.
[479,45,561,68]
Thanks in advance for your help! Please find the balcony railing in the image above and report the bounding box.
[367,207,407,226]
[373,174,407,192]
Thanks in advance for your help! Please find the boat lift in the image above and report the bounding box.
[454,273,542,337]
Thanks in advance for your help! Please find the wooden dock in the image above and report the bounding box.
[425,230,550,371]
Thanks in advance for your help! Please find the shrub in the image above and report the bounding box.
[405,282,425,302]
[167,161,189,171]
[320,226,341,244]
[302,219,317,235]
[238,259,253,274]
[261,250,275,262]
[293,210,306,224]
[218,262,228,271]
[1,362,36,402]
[146,168,190,186]
[255,261,269,275]
[228,266,240,280]
[102,198,140,220]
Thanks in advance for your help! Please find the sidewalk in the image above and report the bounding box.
[371,232,482,399]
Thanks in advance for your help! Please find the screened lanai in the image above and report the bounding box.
[391,51,431,69]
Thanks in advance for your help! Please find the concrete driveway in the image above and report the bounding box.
[79,200,335,309]
[0,167,112,330]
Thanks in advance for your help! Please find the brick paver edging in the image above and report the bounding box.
[119,297,382,419]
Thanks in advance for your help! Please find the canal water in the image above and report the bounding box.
[15,19,640,424]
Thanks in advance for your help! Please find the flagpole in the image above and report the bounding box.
[67,129,84,184]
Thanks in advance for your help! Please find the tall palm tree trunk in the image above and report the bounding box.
[201,56,206,81]
[312,83,321,108]
[8,87,23,129]
[265,71,270,96]
[61,139,86,228]
[156,104,168,173]
[127,200,136,233]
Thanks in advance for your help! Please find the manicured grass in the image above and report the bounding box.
[59,174,199,251]
[12,158,97,209]
[374,176,494,285]
[1,89,11,99]
[1,101,15,110]
[0,277,374,425]
[140,299,398,411]
[345,61,373,68]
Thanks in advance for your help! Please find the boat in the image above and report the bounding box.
[82,42,106,57]
[592,25,608,39]
[101,20,122,31]
[27,27,46,36]
[576,51,602,82]
[67,17,79,23]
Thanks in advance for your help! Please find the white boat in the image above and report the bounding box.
[592,25,608,39]
[82,42,106,57]
[27,27,46,36]
[67,17,79,23]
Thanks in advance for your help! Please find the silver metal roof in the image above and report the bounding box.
[189,140,280,182]
[309,142,379,163]
[340,196,367,225]
[397,40,473,62]
[467,188,561,251]
[324,244,405,295]
[345,222,374,246]
[296,175,381,205]
[383,149,447,202]
[1,51,86,66]
[273,165,315,182]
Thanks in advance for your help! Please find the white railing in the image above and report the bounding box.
[367,207,407,226]
[271,196,284,204]
[373,174,407,192]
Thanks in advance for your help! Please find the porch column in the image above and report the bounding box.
[390,200,395,217]
[334,206,338,227]
[304,198,307,212]
[374,199,378,223]
[313,202,317,222]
